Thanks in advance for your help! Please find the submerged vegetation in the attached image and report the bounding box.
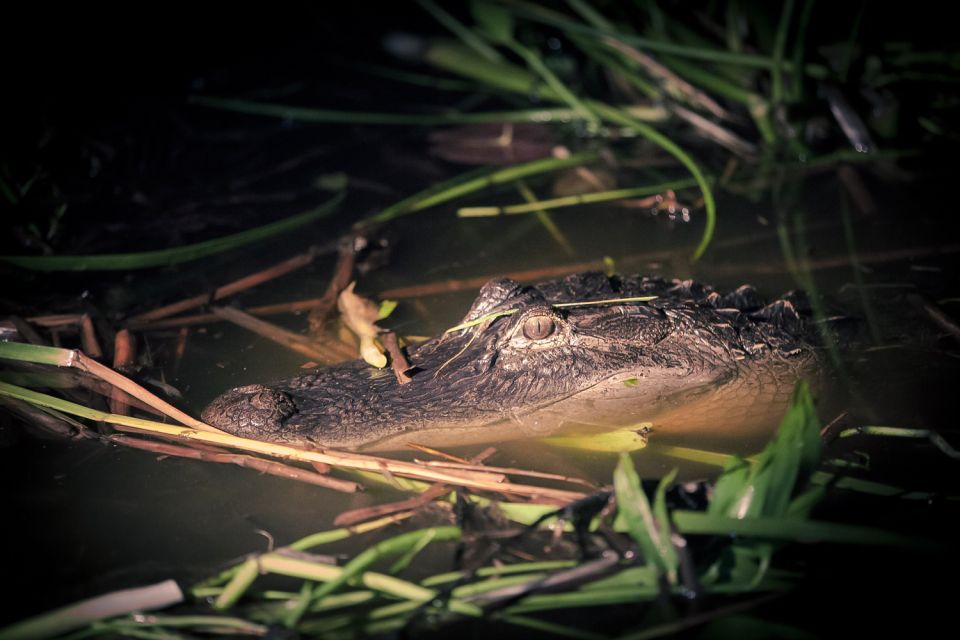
[2,0,959,638]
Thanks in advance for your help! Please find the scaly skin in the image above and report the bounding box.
[201,272,817,450]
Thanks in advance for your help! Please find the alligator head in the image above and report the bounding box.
[201,272,816,450]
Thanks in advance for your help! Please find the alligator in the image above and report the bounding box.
[201,272,818,451]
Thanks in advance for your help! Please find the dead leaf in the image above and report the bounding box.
[338,281,387,368]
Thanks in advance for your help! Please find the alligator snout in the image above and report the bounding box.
[201,384,298,438]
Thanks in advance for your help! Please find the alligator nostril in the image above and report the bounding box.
[235,384,268,394]
[252,390,289,409]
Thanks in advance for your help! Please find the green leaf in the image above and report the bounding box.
[708,455,751,517]
[614,453,677,582]
[711,381,822,520]
[652,468,680,583]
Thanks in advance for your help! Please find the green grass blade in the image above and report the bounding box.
[457,178,698,216]
[423,39,562,101]
[590,103,716,261]
[0,341,75,366]
[614,453,677,582]
[360,151,599,226]
[1,189,345,272]
[771,0,797,105]
[0,381,180,432]
[508,1,783,70]
[306,527,461,604]
[418,0,504,63]
[192,96,618,126]
[507,39,597,125]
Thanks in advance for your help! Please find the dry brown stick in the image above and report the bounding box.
[377,259,614,299]
[379,331,413,384]
[111,435,361,493]
[8,316,47,345]
[79,314,103,359]
[5,320,116,412]
[309,237,358,334]
[671,104,758,158]
[820,411,850,446]
[127,247,322,325]
[110,329,137,416]
[310,461,332,474]
[378,236,809,298]
[334,483,451,526]
[62,349,220,433]
[13,365,163,417]
[21,314,86,328]
[710,243,960,276]
[128,299,324,331]
[334,447,498,526]
[417,460,598,489]
[211,306,355,364]
[406,443,473,464]
[131,225,846,331]
[172,328,189,373]
[0,396,84,438]
[132,222,908,331]
[106,420,582,502]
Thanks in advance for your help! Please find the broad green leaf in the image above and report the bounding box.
[708,455,751,517]
[711,381,822,520]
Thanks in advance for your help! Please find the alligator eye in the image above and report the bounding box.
[522,315,556,340]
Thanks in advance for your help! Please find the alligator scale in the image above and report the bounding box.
[202,273,817,451]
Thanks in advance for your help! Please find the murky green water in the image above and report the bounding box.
[4,154,958,628]
[3,57,960,637]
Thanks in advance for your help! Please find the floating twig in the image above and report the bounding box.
[210,306,355,364]
[79,314,103,359]
[0,342,218,433]
[112,435,361,493]
[128,247,323,325]
[109,329,137,416]
[309,236,358,333]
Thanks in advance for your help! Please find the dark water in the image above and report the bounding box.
[3,6,960,635]
[3,159,958,629]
